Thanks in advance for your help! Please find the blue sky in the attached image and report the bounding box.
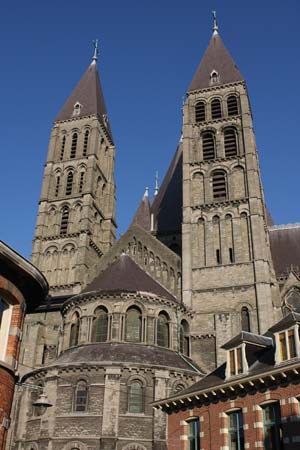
[0,0,299,259]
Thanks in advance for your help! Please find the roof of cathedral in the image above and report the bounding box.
[188,31,244,92]
[50,342,202,373]
[55,60,112,139]
[82,253,177,302]
[151,145,182,234]
[269,224,300,277]
[131,189,151,231]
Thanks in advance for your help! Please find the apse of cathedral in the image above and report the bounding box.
[9,16,300,450]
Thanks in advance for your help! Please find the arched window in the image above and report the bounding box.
[78,172,85,193]
[60,206,69,235]
[83,130,89,156]
[128,380,143,413]
[211,98,222,119]
[195,101,206,123]
[212,170,227,200]
[210,70,219,85]
[66,172,74,196]
[0,297,12,362]
[224,127,238,157]
[157,312,169,348]
[74,380,88,412]
[227,95,239,116]
[241,307,251,332]
[70,312,80,347]
[179,320,190,355]
[60,135,66,160]
[55,175,60,197]
[70,132,78,158]
[202,131,215,161]
[125,307,142,343]
[91,307,108,342]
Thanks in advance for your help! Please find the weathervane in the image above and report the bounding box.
[92,39,99,63]
[212,10,219,34]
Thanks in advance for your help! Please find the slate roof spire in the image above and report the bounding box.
[55,41,112,140]
[131,189,151,231]
[188,14,244,92]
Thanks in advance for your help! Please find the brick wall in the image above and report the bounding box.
[167,383,300,450]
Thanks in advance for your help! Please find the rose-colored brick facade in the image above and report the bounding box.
[0,242,47,450]
[167,382,300,450]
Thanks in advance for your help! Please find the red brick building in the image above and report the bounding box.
[0,241,48,450]
[153,313,300,450]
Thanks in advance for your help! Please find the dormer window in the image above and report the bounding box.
[73,102,82,117]
[210,70,220,85]
[228,346,244,377]
[277,327,298,362]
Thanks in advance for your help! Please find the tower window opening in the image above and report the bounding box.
[60,207,69,235]
[70,133,78,159]
[241,306,251,332]
[83,130,89,156]
[212,170,227,200]
[78,172,85,193]
[69,312,80,347]
[224,127,238,157]
[202,131,215,161]
[55,176,60,197]
[211,99,222,119]
[227,95,239,116]
[125,307,142,343]
[157,312,170,348]
[74,381,88,412]
[216,249,221,264]
[195,101,206,123]
[128,380,144,414]
[91,307,108,342]
[66,172,74,196]
[229,247,234,263]
[210,70,219,85]
[60,135,66,161]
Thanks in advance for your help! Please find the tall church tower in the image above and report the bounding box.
[182,17,280,368]
[32,45,116,297]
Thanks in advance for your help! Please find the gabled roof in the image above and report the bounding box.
[269,312,300,333]
[131,191,151,231]
[188,32,244,92]
[221,331,273,350]
[55,61,112,139]
[83,253,177,302]
[151,145,182,234]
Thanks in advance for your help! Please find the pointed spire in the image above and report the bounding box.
[92,39,99,64]
[131,189,151,231]
[154,171,159,196]
[144,186,149,197]
[188,16,244,92]
[212,10,219,35]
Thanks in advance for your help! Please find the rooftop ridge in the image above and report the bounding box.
[269,223,300,231]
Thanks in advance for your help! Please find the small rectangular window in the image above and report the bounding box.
[216,249,221,264]
[187,418,200,450]
[262,403,282,450]
[279,332,287,361]
[230,350,236,376]
[288,329,296,358]
[236,347,243,374]
[229,247,234,263]
[227,410,245,450]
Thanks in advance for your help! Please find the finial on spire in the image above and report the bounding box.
[154,171,159,196]
[92,39,99,63]
[212,10,219,35]
[144,187,149,197]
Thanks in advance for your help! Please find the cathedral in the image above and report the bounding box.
[9,15,300,450]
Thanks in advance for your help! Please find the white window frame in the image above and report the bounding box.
[226,343,248,379]
[274,324,300,364]
[0,297,12,362]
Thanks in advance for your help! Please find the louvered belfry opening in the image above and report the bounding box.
[212,170,227,200]
[60,207,69,235]
[211,99,222,119]
[195,101,206,123]
[83,130,89,156]
[202,131,215,161]
[70,132,78,158]
[66,172,74,196]
[224,127,238,157]
[60,136,66,161]
[227,95,239,116]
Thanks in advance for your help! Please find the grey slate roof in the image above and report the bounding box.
[151,145,182,234]
[131,193,151,231]
[221,331,273,350]
[82,253,177,302]
[54,342,201,373]
[268,312,300,333]
[269,225,300,277]
[188,32,244,92]
[55,61,112,140]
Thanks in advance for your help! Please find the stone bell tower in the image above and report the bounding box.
[32,43,117,297]
[182,15,280,369]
